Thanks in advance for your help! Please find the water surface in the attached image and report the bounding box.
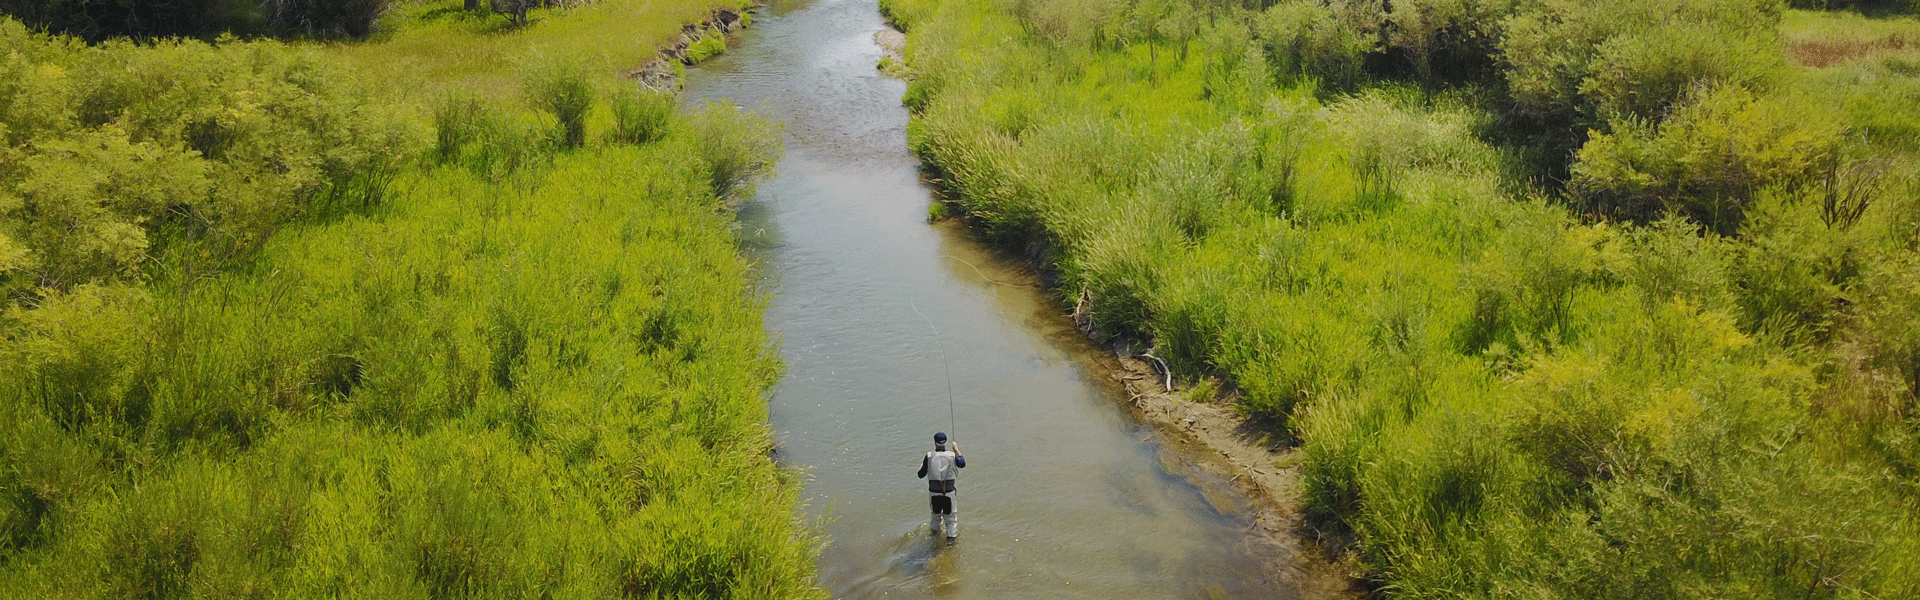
[682,1,1301,597]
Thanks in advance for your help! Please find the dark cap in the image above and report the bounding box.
[934,432,948,443]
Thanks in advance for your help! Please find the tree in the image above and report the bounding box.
[492,0,538,26]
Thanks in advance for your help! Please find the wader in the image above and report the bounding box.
[926,449,959,538]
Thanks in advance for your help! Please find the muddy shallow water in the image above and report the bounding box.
[681,1,1304,597]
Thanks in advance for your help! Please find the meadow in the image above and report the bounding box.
[883,0,1920,596]
[0,1,824,597]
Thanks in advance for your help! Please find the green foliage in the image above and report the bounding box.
[1254,2,1366,92]
[522,55,595,149]
[1378,0,1509,88]
[0,5,820,598]
[433,93,492,161]
[0,19,416,302]
[0,0,394,40]
[684,33,728,64]
[0,115,817,600]
[608,85,675,145]
[888,0,1920,595]
[1492,0,1789,178]
[684,101,783,200]
[433,93,555,182]
[1501,0,1786,122]
[1573,85,1845,231]
[1789,0,1920,11]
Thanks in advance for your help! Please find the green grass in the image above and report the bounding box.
[0,1,822,597]
[320,0,750,101]
[887,0,1920,597]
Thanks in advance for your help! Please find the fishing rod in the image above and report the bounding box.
[909,296,956,441]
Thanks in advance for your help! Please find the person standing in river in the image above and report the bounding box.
[918,432,966,540]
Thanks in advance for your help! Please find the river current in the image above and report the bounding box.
[680,1,1302,597]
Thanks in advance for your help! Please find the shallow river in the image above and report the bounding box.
[681,1,1303,597]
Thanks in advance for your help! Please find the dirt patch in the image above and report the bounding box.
[1104,352,1365,599]
[874,27,910,78]
[1789,38,1915,67]
[874,27,906,55]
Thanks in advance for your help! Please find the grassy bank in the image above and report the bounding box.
[886,0,1920,596]
[0,1,823,597]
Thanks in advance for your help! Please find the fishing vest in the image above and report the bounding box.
[926,450,958,493]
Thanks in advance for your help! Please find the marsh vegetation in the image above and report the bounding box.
[0,1,823,597]
[885,0,1920,596]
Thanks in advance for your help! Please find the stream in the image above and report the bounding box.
[680,0,1304,597]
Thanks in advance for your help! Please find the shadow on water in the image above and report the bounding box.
[681,1,1305,598]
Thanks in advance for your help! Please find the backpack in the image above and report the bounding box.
[926,451,957,493]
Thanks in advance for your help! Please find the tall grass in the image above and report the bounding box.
[523,55,595,148]
[886,0,1920,595]
[320,0,756,100]
[0,1,824,596]
[609,85,675,145]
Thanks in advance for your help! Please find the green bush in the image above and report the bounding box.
[684,33,727,64]
[608,85,675,145]
[684,101,783,200]
[0,0,392,40]
[1572,85,1845,231]
[434,93,490,162]
[0,21,414,300]
[861,0,1920,596]
[523,56,595,149]
[1254,1,1368,92]
[1380,0,1509,88]
[0,10,821,597]
[1501,0,1785,121]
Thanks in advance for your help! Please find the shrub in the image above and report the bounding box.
[1571,85,1845,231]
[259,0,391,37]
[1255,1,1368,92]
[1499,0,1787,174]
[522,56,595,149]
[1456,202,1611,352]
[684,101,783,200]
[1616,216,1734,311]
[608,85,674,145]
[434,94,492,162]
[684,33,727,64]
[0,0,393,40]
[1381,0,1509,88]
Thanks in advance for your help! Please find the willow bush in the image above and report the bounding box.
[0,3,823,596]
[886,0,1920,596]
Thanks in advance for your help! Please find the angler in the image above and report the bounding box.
[917,431,966,540]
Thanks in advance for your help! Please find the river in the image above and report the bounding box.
[680,0,1304,597]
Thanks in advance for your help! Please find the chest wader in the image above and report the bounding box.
[927,450,958,538]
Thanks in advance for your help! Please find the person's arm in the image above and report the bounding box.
[918,454,929,479]
[952,442,966,468]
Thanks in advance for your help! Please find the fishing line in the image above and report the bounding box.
[909,296,956,441]
[941,254,1034,289]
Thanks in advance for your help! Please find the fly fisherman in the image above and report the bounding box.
[918,432,966,540]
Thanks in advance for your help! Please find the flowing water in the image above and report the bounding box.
[682,1,1303,597]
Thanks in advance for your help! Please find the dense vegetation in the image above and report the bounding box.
[0,0,610,41]
[884,0,1920,596]
[0,0,394,40]
[0,1,824,597]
